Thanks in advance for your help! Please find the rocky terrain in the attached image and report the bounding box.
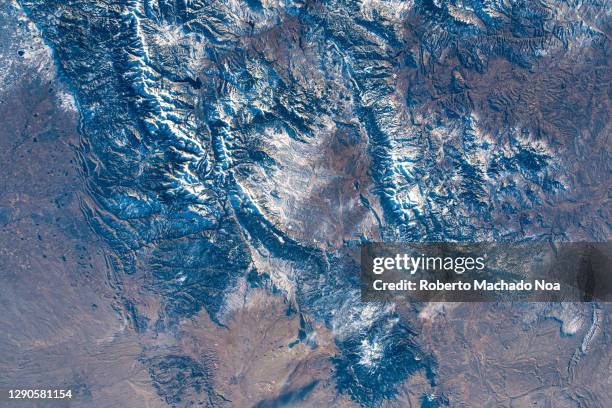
[0,1,610,407]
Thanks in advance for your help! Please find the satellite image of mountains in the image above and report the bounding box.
[0,0,610,407]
